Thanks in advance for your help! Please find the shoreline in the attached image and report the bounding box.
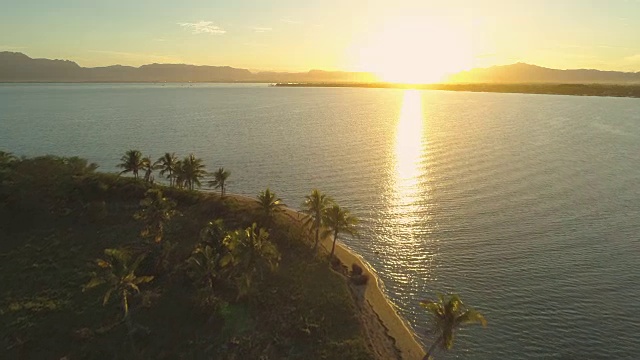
[223,192,425,359]
[317,223,426,360]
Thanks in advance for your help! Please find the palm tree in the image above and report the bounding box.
[322,204,358,259]
[301,189,333,251]
[189,219,230,286]
[420,294,487,360]
[180,154,206,190]
[133,189,178,243]
[225,223,280,298]
[173,160,185,189]
[141,156,156,183]
[117,150,144,179]
[256,188,285,227]
[154,152,178,186]
[208,167,230,197]
[188,245,223,292]
[84,248,154,319]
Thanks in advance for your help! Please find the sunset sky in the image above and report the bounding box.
[1,0,639,80]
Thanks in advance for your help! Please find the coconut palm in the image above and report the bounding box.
[256,188,285,227]
[84,248,154,319]
[188,245,223,292]
[154,152,178,186]
[208,167,230,197]
[141,156,156,183]
[225,223,280,297]
[189,219,230,287]
[420,294,487,360]
[117,150,144,179]
[133,189,178,243]
[173,160,185,189]
[179,154,206,190]
[200,219,227,250]
[322,204,358,259]
[301,189,333,251]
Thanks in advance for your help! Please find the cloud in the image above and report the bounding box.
[178,21,226,34]
[251,27,272,33]
[281,18,302,25]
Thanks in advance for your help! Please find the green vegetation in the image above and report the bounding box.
[256,188,286,228]
[421,294,487,360]
[0,153,371,359]
[154,152,179,187]
[209,167,231,197]
[0,150,488,359]
[83,248,154,319]
[301,189,333,251]
[322,204,359,259]
[175,153,207,190]
[117,149,144,179]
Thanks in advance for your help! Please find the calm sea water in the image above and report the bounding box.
[1,83,639,359]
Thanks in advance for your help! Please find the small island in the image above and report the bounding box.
[0,151,486,359]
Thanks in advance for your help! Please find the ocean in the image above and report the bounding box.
[1,83,639,359]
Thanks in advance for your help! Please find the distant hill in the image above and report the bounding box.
[447,63,640,84]
[0,52,377,83]
[2,52,639,84]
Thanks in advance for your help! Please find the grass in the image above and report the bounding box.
[0,156,373,359]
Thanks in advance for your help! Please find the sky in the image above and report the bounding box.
[1,0,639,78]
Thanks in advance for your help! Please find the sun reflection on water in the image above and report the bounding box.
[377,90,438,292]
[395,90,424,210]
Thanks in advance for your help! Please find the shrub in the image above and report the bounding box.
[330,256,342,269]
[85,200,107,221]
[350,274,369,286]
[351,263,363,276]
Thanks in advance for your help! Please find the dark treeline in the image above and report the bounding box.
[276,82,640,98]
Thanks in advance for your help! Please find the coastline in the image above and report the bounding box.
[224,192,425,359]
[318,226,426,360]
[274,82,640,99]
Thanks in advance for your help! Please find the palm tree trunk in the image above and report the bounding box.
[330,230,338,259]
[313,227,319,251]
[423,336,444,360]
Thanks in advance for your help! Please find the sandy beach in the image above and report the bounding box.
[317,231,425,360]
[225,192,425,360]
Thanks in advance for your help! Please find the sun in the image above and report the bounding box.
[351,17,474,84]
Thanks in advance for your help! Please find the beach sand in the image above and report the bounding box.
[316,222,425,360]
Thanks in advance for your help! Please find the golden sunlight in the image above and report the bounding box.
[353,17,474,84]
[395,90,424,207]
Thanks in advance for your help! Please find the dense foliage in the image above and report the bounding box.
[0,154,372,359]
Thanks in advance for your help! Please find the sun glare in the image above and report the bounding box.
[352,17,474,84]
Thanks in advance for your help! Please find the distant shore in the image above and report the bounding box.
[275,82,640,99]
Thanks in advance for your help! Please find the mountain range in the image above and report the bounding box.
[1,52,639,84]
[447,62,640,84]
